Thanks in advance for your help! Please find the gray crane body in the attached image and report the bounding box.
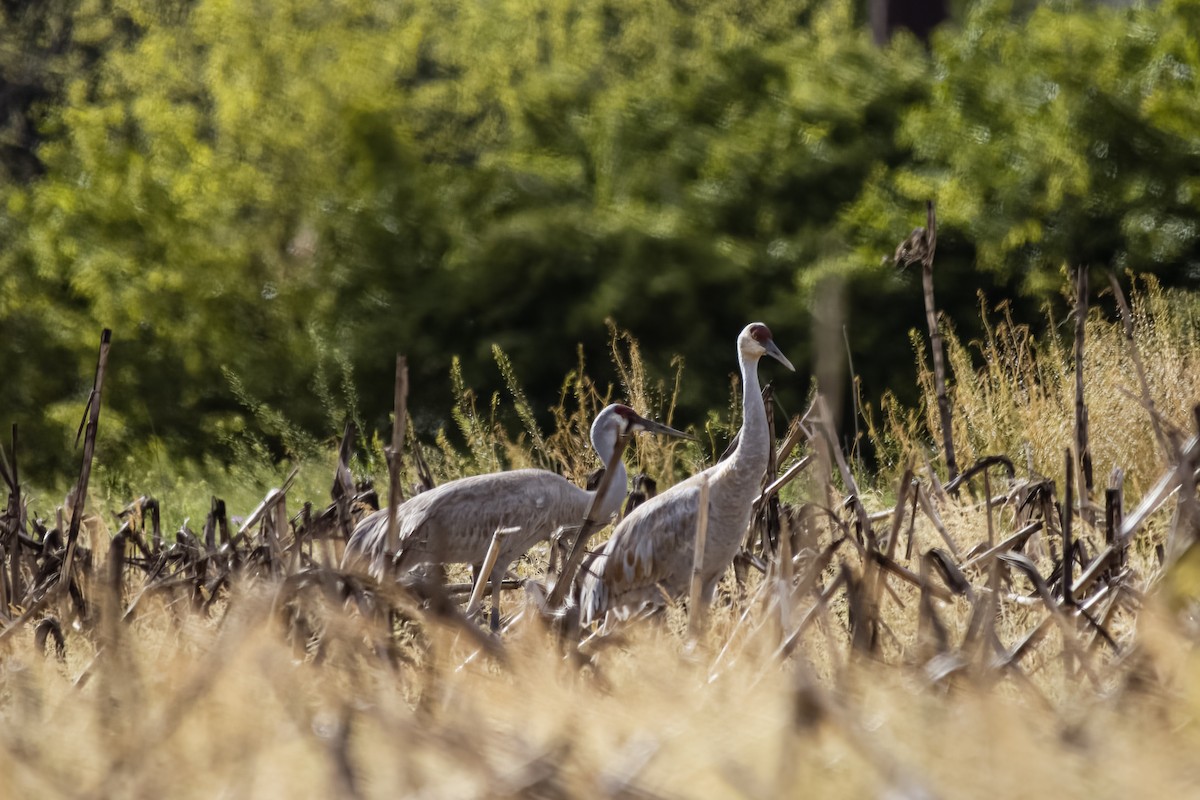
[578,323,793,627]
[342,404,691,628]
[347,467,621,579]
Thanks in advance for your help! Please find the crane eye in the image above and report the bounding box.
[612,405,635,431]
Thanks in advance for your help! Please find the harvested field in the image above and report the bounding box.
[1,279,1199,799]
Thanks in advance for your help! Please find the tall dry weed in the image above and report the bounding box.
[421,323,696,491]
[872,276,1200,500]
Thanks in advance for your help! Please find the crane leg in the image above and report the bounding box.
[466,526,517,631]
[489,559,507,632]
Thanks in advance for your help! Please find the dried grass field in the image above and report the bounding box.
[1,277,1199,799]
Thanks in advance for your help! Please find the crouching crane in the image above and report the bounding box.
[342,404,693,629]
[578,323,794,628]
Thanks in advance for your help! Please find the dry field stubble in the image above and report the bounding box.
[1,280,1199,799]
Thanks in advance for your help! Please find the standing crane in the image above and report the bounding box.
[342,404,693,629]
[578,323,794,628]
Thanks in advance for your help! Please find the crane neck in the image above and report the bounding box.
[591,432,629,519]
[730,350,769,471]
[590,455,628,520]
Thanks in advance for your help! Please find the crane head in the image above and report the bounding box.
[743,323,795,372]
[601,404,697,441]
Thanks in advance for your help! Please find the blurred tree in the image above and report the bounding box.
[0,0,142,476]
[2,0,1199,481]
[362,0,931,424]
[870,0,949,44]
[847,0,1200,294]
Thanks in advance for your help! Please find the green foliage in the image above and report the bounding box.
[448,355,502,474]
[847,0,1200,292]
[2,0,1200,481]
[492,343,550,466]
[89,444,339,535]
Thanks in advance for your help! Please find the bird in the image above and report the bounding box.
[342,404,693,629]
[578,322,794,629]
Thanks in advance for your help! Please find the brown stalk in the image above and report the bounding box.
[983,466,995,546]
[896,201,958,482]
[1063,448,1074,607]
[997,552,1099,687]
[960,563,999,665]
[760,384,779,555]
[903,483,920,560]
[332,420,357,544]
[1105,467,1124,551]
[278,496,294,574]
[1108,272,1169,460]
[856,466,918,659]
[1002,563,1116,671]
[708,569,778,678]
[410,430,436,493]
[65,329,112,580]
[3,425,23,610]
[714,536,847,679]
[774,569,849,660]
[384,355,409,566]
[924,203,957,481]
[958,521,1043,572]
[0,330,110,643]
[753,455,814,512]
[809,394,875,546]
[0,544,7,617]
[1003,614,1053,669]
[547,432,630,609]
[1118,430,1199,548]
[868,550,953,602]
[942,455,1015,496]
[923,549,972,596]
[774,519,795,646]
[1079,584,1125,655]
[845,564,875,655]
[884,465,915,560]
[915,481,960,557]
[1074,267,1095,525]
[445,578,524,597]
[916,556,949,662]
[34,617,65,660]
[687,475,712,641]
[775,416,805,466]
[235,469,298,541]
[1165,410,1200,562]
[1070,545,1117,600]
[979,467,1005,667]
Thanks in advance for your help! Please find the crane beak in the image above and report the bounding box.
[764,340,796,372]
[628,412,698,441]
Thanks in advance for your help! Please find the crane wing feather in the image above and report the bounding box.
[579,472,710,623]
[344,470,588,577]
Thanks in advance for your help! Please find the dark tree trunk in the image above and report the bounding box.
[871,0,949,45]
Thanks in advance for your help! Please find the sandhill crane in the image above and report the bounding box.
[342,404,692,628]
[578,323,794,628]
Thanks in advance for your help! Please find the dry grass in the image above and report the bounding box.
[2,285,1200,799]
[431,321,693,490]
[2,559,1198,799]
[873,276,1200,500]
